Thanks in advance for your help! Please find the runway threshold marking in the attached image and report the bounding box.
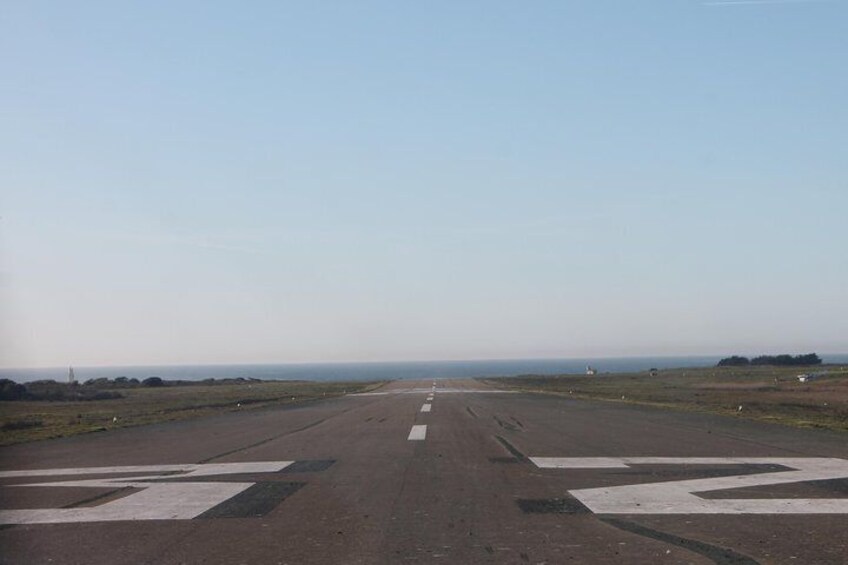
[408,425,427,441]
[421,403,432,412]
[0,461,296,525]
[530,457,848,514]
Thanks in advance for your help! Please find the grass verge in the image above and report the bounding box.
[0,380,385,446]
[481,365,848,432]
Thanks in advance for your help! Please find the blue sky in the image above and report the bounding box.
[2,1,846,367]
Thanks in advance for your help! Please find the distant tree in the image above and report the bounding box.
[0,379,28,401]
[84,378,111,387]
[717,356,750,367]
[795,353,822,365]
[751,353,823,366]
[142,376,164,387]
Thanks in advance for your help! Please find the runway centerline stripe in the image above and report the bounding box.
[408,425,427,441]
[421,404,432,413]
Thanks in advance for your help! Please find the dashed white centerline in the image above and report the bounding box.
[421,404,432,412]
[407,425,427,441]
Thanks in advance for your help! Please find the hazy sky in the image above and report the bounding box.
[2,1,846,368]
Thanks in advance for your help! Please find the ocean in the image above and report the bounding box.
[3,355,848,384]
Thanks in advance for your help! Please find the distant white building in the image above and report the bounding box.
[586,366,597,376]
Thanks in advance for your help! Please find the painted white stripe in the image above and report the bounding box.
[0,461,293,524]
[349,389,516,396]
[0,461,292,480]
[426,396,434,401]
[421,404,432,412]
[0,483,251,524]
[530,457,848,514]
[407,425,427,441]
[529,457,843,469]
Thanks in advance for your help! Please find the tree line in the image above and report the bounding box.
[716,353,822,367]
[0,376,266,401]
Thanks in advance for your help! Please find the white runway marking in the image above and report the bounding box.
[0,461,292,525]
[407,425,427,441]
[426,396,434,401]
[0,461,289,480]
[421,403,432,412]
[531,457,848,514]
[350,389,515,396]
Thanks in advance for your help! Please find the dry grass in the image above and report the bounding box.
[0,380,384,446]
[482,365,848,432]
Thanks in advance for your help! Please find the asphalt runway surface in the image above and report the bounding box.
[1,378,847,564]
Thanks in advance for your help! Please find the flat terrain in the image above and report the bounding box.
[484,365,848,431]
[0,380,382,445]
[1,378,847,564]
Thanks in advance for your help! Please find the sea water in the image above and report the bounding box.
[3,355,848,383]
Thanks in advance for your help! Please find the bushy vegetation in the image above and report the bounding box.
[717,353,822,367]
[0,379,123,401]
[0,375,277,402]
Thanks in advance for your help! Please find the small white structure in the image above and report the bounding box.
[586,366,597,376]
[798,374,814,383]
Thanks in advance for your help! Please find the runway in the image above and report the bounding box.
[1,378,847,564]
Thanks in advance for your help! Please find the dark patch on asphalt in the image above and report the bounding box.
[489,457,520,464]
[494,435,527,462]
[198,482,305,519]
[378,417,388,423]
[466,406,479,419]
[62,487,136,508]
[517,497,591,514]
[280,460,335,473]
[493,415,520,432]
[599,517,760,565]
[789,477,848,495]
[700,477,848,499]
[510,416,524,429]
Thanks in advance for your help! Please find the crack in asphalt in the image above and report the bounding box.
[196,396,386,464]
